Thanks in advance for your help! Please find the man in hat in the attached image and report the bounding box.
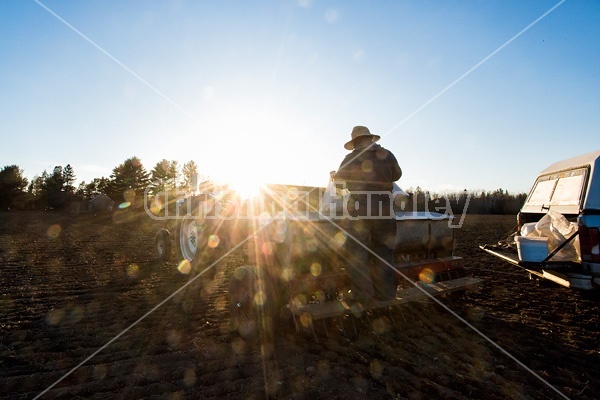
[334,125,402,304]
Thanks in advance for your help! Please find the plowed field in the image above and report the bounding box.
[1,211,598,399]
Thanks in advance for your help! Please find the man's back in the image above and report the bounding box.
[335,143,402,193]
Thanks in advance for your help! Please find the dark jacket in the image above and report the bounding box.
[334,144,402,194]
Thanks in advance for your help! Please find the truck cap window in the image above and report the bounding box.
[526,168,587,208]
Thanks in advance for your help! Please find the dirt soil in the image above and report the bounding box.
[1,211,599,400]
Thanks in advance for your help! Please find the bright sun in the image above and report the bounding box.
[202,105,293,199]
[187,96,330,201]
[227,173,265,200]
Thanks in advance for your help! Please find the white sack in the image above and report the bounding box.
[532,210,580,262]
[319,174,348,216]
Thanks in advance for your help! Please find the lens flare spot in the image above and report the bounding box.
[287,187,299,201]
[306,239,318,252]
[253,290,265,306]
[334,232,347,246]
[293,294,307,307]
[302,225,315,236]
[361,160,373,172]
[272,218,287,242]
[118,202,131,209]
[280,267,293,282]
[166,329,181,349]
[419,268,435,284]
[310,262,322,277]
[47,224,61,239]
[384,235,396,249]
[150,201,162,215]
[300,312,312,327]
[208,234,220,248]
[178,260,191,274]
[231,337,246,355]
[261,241,273,255]
[313,290,325,302]
[370,359,384,379]
[46,308,65,326]
[183,368,197,387]
[233,267,246,280]
[127,263,140,279]
[70,306,84,323]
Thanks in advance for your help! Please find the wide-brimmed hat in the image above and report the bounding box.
[344,125,380,150]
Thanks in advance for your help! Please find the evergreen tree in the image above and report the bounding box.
[76,181,87,200]
[79,177,110,202]
[182,160,199,192]
[28,174,44,197]
[96,177,110,194]
[44,166,66,209]
[27,174,46,210]
[108,157,150,204]
[167,160,179,191]
[63,164,76,194]
[150,159,180,193]
[150,159,171,194]
[0,165,28,210]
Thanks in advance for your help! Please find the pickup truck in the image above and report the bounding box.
[480,150,600,291]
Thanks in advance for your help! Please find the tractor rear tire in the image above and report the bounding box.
[155,229,172,263]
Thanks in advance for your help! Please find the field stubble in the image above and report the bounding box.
[0,212,598,399]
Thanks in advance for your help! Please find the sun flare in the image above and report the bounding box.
[200,104,302,199]
[230,179,266,200]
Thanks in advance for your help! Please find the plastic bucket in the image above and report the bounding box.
[515,236,549,262]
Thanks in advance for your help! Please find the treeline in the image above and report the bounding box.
[0,157,202,212]
[0,160,528,214]
[402,187,528,215]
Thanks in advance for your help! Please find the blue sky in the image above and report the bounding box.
[1,0,598,195]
